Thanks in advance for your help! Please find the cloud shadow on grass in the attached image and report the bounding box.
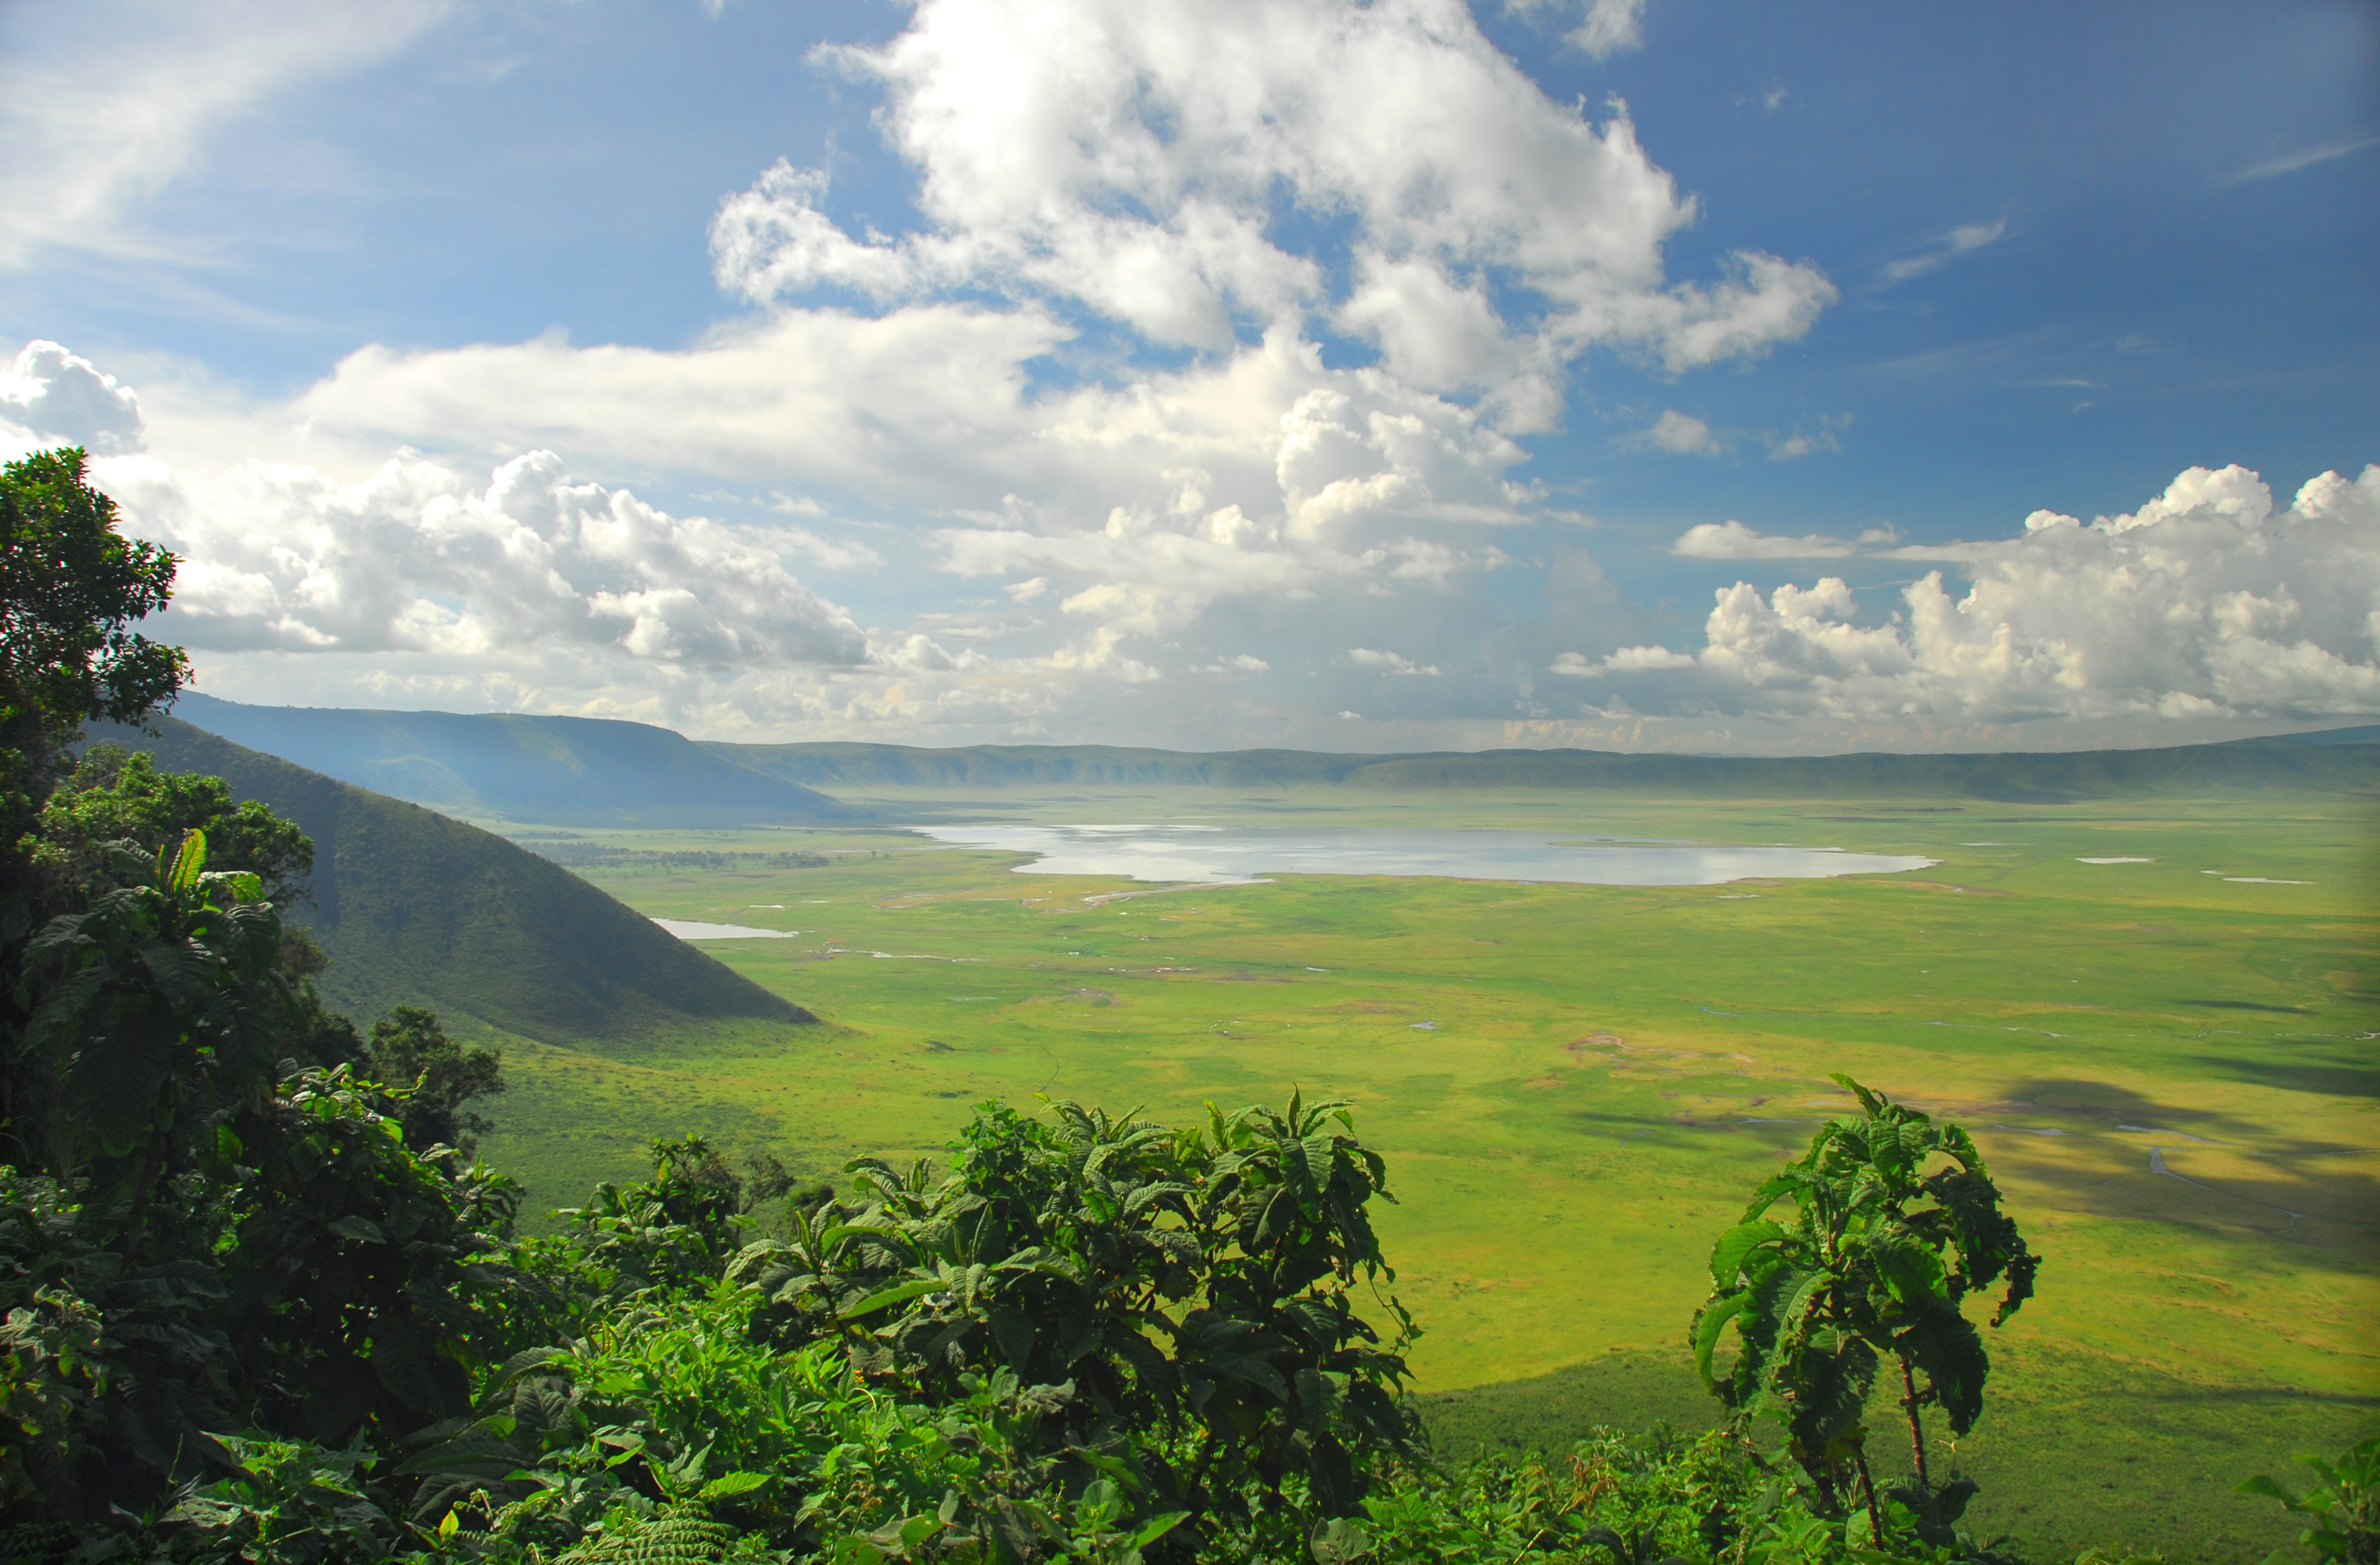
[2193,1031,2380,1102]
[1989,1076,2380,1253]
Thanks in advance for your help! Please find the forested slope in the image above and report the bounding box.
[93,714,815,1041]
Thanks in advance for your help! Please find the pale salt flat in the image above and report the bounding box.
[911,823,1936,887]
[652,919,798,940]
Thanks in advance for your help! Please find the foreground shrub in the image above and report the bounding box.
[1693,1076,2036,1548]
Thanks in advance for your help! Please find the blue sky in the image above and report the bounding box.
[3,0,2375,751]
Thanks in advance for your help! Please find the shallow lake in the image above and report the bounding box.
[911,823,1936,887]
[653,918,798,940]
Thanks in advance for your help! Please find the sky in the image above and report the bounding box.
[2,0,2376,754]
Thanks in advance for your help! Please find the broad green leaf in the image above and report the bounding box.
[1708,1220,1786,1286]
[838,1277,943,1320]
[166,828,208,890]
[1693,1293,1749,1386]
[1133,1511,1190,1550]
[700,1471,773,1501]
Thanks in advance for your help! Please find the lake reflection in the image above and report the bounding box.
[911,823,1934,886]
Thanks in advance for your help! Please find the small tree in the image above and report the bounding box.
[0,448,185,828]
[1692,1074,2038,1543]
[361,1006,505,1157]
[32,745,314,908]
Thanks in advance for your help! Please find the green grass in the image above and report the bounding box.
[471,785,2379,1562]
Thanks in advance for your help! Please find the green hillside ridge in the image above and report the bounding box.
[169,689,853,825]
[713,732,2380,799]
[91,714,817,1043]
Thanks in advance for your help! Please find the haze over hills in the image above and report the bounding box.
[715,733,2380,800]
[169,690,851,827]
[90,714,818,1043]
[169,694,2380,815]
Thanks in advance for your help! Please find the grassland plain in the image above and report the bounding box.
[474,786,2379,1562]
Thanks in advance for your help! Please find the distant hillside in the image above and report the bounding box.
[162,691,2380,805]
[170,691,853,826]
[712,731,2380,800]
[2283,722,2380,746]
[92,716,816,1042]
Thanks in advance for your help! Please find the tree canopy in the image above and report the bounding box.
[0,448,186,789]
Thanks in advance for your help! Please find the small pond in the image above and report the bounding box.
[911,823,1935,887]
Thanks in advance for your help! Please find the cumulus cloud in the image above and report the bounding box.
[1,341,147,454]
[1640,465,2380,721]
[100,449,869,667]
[710,0,1831,395]
[1636,409,1721,454]
[1348,647,1444,675]
[1672,519,1862,559]
[1552,645,1695,675]
[67,0,1836,738]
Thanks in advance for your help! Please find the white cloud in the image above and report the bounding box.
[1,341,148,454]
[0,1,451,267]
[1766,416,1847,459]
[1509,0,1646,61]
[1193,654,1270,674]
[101,448,869,667]
[1637,409,1720,454]
[1570,0,1647,59]
[46,330,1548,741]
[711,0,1831,394]
[1672,519,1859,559]
[1878,218,2008,286]
[2223,134,2379,185]
[1552,645,1696,675]
[37,0,1838,743]
[1348,647,1443,675]
[1680,465,2380,720]
[874,632,987,674]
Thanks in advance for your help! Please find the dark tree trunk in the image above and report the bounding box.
[1901,1355,1933,1493]
[1851,1443,1885,1548]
